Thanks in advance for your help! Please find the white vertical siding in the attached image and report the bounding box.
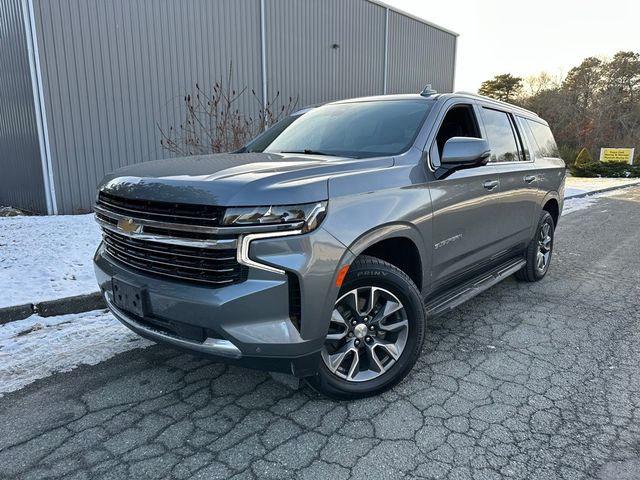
[265,0,387,107]
[26,0,455,213]
[386,10,456,95]
[0,0,46,213]
[32,0,262,213]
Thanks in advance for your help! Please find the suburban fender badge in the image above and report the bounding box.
[117,217,142,234]
[434,234,463,250]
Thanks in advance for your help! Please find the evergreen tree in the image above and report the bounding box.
[574,148,595,168]
[478,74,523,102]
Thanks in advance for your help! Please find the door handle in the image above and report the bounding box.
[483,180,499,191]
[524,175,536,184]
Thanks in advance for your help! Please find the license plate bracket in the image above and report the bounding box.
[112,277,147,317]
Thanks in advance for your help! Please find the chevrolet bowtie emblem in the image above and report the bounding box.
[117,217,142,234]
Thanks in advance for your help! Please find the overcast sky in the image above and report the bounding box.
[384,0,640,92]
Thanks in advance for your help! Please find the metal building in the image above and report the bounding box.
[1,0,457,214]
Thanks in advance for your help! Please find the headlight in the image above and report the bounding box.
[222,201,327,233]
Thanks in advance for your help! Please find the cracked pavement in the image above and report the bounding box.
[1,187,639,480]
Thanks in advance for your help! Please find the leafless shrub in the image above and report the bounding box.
[159,65,298,156]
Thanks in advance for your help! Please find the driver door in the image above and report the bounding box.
[427,102,504,292]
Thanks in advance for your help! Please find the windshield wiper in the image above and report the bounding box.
[278,149,342,157]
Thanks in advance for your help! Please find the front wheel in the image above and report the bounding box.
[307,256,426,399]
[516,210,555,282]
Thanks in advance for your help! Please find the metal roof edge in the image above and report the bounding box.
[366,0,460,37]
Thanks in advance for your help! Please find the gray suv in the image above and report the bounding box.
[94,91,565,399]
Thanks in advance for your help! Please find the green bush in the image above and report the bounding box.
[558,145,578,166]
[570,161,640,178]
[574,147,595,168]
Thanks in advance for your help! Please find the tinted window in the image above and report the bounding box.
[264,100,432,158]
[242,113,304,153]
[435,105,480,156]
[526,120,560,158]
[482,108,520,162]
[513,116,532,161]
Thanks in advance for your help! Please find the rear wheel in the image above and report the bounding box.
[516,210,555,282]
[307,256,426,399]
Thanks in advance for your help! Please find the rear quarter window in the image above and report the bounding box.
[526,120,559,158]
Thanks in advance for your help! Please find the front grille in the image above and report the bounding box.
[97,191,225,227]
[96,192,247,286]
[103,230,247,285]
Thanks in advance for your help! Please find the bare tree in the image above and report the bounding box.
[159,65,298,156]
[521,71,562,98]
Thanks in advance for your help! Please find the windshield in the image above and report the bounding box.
[264,100,432,158]
[242,108,314,153]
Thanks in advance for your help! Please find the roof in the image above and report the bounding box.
[366,0,459,37]
[330,93,438,104]
[325,92,542,121]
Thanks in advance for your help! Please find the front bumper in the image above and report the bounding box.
[94,226,351,377]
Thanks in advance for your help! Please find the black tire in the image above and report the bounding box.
[307,255,426,400]
[516,210,555,282]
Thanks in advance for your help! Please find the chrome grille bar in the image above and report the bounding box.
[95,205,223,234]
[103,230,236,262]
[95,215,234,249]
[95,204,304,236]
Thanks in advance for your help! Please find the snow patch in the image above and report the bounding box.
[562,188,634,215]
[0,310,152,395]
[564,187,588,198]
[0,214,101,308]
[562,196,599,215]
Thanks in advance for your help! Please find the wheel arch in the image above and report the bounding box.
[344,223,427,294]
[540,192,561,227]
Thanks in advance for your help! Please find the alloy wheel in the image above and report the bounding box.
[536,221,552,274]
[321,287,409,382]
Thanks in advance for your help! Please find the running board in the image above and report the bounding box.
[425,258,526,318]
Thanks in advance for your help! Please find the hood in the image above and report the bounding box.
[99,152,394,206]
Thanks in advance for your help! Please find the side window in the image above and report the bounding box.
[432,104,481,166]
[514,116,534,161]
[482,108,520,162]
[526,120,560,158]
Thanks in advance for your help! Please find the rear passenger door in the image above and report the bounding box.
[479,107,539,250]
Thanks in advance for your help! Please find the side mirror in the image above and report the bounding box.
[435,137,491,179]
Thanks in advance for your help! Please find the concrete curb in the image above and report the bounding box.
[0,292,106,325]
[0,304,33,324]
[564,181,640,200]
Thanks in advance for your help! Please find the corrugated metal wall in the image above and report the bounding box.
[386,10,456,95]
[32,0,262,213]
[265,0,386,107]
[26,0,455,214]
[0,0,46,213]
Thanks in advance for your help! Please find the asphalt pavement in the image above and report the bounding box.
[1,187,639,480]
